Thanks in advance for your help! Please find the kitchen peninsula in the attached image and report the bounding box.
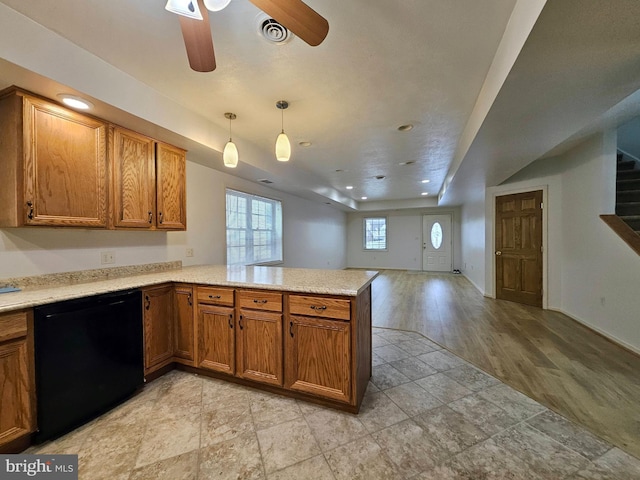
[0,264,377,452]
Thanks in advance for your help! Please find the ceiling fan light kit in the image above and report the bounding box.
[223,112,239,168]
[165,0,203,20]
[275,100,291,162]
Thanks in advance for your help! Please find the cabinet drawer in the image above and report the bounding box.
[0,310,28,343]
[238,290,282,312]
[197,287,234,306]
[289,295,351,321]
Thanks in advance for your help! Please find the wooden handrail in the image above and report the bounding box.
[600,214,640,256]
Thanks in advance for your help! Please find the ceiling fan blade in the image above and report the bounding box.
[249,0,329,46]
[178,0,216,72]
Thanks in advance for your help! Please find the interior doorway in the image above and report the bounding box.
[422,214,452,272]
[495,190,543,307]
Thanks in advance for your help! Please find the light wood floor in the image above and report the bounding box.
[371,270,640,459]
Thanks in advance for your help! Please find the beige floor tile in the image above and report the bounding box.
[134,413,201,468]
[357,391,409,433]
[416,350,466,372]
[256,417,320,474]
[569,448,640,480]
[413,405,488,455]
[198,431,265,480]
[250,391,303,430]
[415,372,473,403]
[477,383,547,421]
[129,450,199,480]
[389,356,437,380]
[371,363,411,390]
[200,405,255,447]
[448,394,520,436]
[383,382,442,417]
[443,364,501,392]
[324,435,403,480]
[305,408,368,451]
[266,454,335,480]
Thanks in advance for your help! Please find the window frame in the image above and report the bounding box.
[225,188,283,266]
[363,216,388,251]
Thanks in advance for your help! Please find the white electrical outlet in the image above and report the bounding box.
[186,248,194,257]
[100,251,115,265]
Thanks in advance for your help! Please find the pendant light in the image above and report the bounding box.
[203,0,232,11]
[223,113,238,168]
[165,0,203,19]
[275,100,291,162]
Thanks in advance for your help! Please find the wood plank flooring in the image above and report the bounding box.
[371,270,640,459]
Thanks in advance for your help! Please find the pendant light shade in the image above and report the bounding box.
[223,113,238,168]
[165,0,203,19]
[275,100,291,162]
[203,0,231,11]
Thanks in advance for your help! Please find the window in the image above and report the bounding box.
[226,189,282,265]
[363,217,387,250]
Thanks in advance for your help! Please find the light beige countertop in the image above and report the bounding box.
[0,265,379,313]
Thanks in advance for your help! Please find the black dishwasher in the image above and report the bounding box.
[34,289,144,442]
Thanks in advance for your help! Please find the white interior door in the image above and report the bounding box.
[422,214,452,272]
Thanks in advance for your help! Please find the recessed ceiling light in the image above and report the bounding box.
[361,196,368,200]
[421,192,429,196]
[335,169,345,173]
[346,185,353,190]
[397,124,413,132]
[398,161,416,166]
[421,179,430,183]
[57,94,93,110]
[375,175,385,180]
[299,141,312,147]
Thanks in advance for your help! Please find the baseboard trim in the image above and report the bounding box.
[462,273,485,295]
[549,307,640,356]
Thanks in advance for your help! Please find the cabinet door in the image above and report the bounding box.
[156,142,186,230]
[236,309,283,386]
[23,96,107,227]
[143,285,174,373]
[0,310,34,450]
[111,127,156,228]
[197,304,235,375]
[285,316,351,403]
[174,285,195,363]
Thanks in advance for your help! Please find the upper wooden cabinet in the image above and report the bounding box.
[0,89,108,228]
[111,127,186,230]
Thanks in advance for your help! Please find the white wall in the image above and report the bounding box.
[479,131,640,353]
[346,208,461,271]
[0,161,347,280]
[460,197,487,292]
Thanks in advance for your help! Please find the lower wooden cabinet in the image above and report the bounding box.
[0,309,35,452]
[197,304,235,375]
[285,315,351,403]
[142,284,174,375]
[236,309,283,387]
[174,284,195,365]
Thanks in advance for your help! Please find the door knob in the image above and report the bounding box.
[495,251,502,256]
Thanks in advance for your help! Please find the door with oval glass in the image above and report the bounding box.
[422,214,452,272]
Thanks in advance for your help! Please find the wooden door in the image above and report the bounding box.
[236,309,283,386]
[174,285,195,363]
[156,142,186,230]
[143,285,174,373]
[285,316,351,403]
[495,191,543,307]
[197,304,235,375]
[23,96,107,227]
[422,214,452,272]
[111,127,156,228]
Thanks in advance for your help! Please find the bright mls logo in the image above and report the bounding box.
[0,455,77,479]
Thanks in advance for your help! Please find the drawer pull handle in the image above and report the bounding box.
[289,321,294,338]
[310,305,327,311]
[209,295,221,299]
[228,314,233,329]
[253,299,268,304]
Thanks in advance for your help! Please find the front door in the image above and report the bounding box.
[422,214,452,272]
[495,191,543,307]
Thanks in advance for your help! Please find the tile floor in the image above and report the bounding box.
[28,327,640,479]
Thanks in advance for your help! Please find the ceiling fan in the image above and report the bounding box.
[166,0,330,72]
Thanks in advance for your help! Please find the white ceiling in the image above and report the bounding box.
[2,0,640,210]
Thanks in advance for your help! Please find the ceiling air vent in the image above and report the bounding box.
[258,179,274,184]
[257,14,293,44]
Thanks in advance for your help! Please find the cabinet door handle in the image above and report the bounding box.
[253,299,268,304]
[228,313,233,329]
[289,321,294,338]
[144,295,150,310]
[187,293,192,306]
[158,211,164,224]
[148,211,153,224]
[310,305,327,311]
[239,315,244,330]
[26,201,34,220]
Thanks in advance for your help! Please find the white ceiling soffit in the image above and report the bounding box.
[0,0,530,210]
